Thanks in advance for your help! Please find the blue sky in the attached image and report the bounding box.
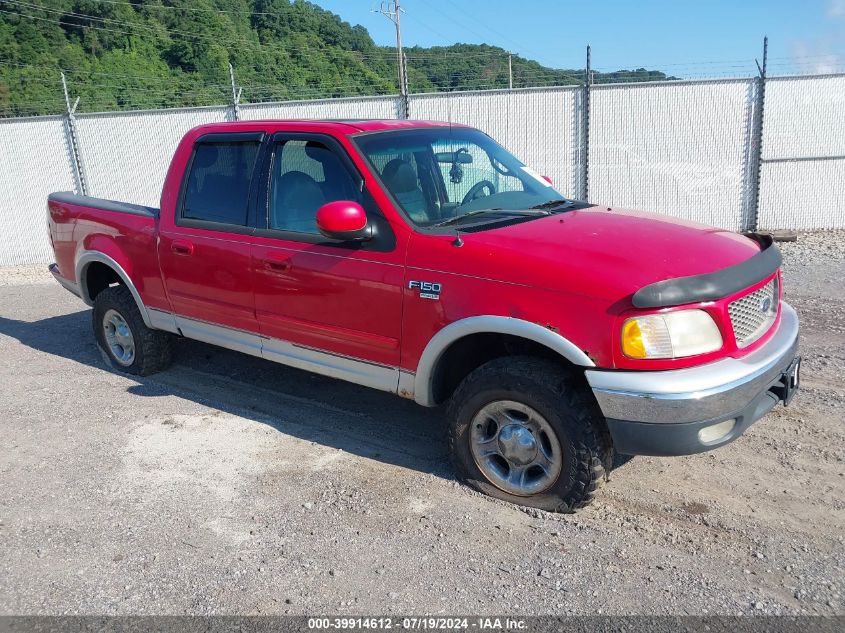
[313,0,845,77]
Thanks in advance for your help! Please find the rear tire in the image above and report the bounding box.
[92,285,172,376]
[446,356,612,512]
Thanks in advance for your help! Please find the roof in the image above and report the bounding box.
[338,119,471,132]
[189,118,470,136]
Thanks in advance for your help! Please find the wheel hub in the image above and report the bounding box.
[103,309,135,367]
[469,400,563,497]
[497,424,538,466]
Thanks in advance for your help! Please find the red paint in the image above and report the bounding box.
[46,119,780,376]
[316,200,367,234]
[250,237,405,367]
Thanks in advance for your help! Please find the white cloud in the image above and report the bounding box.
[828,0,845,18]
[791,39,842,74]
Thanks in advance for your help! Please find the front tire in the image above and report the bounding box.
[447,356,612,512]
[92,285,172,376]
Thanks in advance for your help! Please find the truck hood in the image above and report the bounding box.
[411,206,762,305]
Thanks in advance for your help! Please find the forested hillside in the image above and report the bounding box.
[0,0,673,116]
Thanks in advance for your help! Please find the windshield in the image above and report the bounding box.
[353,127,569,228]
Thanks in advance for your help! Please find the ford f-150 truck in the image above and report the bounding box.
[47,119,800,512]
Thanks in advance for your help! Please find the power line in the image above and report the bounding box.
[5,1,263,48]
[0,59,233,85]
[1,3,400,63]
[2,1,594,73]
[0,61,583,98]
[436,0,545,61]
[84,0,285,17]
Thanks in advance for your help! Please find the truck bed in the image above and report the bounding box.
[47,190,170,315]
[48,191,159,218]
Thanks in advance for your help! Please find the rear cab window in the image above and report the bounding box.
[179,133,263,229]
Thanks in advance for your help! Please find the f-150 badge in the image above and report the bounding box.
[409,280,442,300]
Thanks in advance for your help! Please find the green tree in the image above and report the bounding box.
[0,0,674,117]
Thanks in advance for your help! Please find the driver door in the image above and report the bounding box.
[250,133,406,390]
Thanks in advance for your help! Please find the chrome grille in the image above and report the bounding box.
[728,277,779,348]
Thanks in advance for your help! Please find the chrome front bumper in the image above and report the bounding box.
[585,303,800,455]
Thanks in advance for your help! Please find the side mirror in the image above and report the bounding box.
[315,200,372,241]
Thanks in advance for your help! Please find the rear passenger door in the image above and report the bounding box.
[158,132,264,340]
[250,133,406,386]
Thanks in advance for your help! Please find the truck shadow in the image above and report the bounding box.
[0,309,632,481]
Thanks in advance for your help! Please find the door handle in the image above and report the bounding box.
[171,240,194,256]
[263,255,291,272]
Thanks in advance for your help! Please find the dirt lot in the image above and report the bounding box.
[0,232,843,616]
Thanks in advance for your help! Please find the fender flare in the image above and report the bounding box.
[75,251,153,328]
[412,315,595,407]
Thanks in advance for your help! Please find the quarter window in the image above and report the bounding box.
[182,141,260,226]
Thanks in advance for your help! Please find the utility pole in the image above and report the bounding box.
[508,52,513,90]
[228,63,242,121]
[61,72,87,196]
[377,0,409,118]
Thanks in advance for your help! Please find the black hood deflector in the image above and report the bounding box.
[631,233,781,309]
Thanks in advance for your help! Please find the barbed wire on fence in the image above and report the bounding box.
[5,46,845,119]
[4,0,845,118]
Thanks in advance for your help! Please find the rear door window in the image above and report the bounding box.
[181,140,261,227]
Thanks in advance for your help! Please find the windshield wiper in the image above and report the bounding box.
[430,208,550,229]
[528,198,574,210]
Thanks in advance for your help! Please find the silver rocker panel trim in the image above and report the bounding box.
[172,314,400,395]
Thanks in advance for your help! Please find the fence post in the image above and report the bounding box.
[229,63,242,121]
[579,45,592,200]
[399,92,410,119]
[745,36,768,232]
[61,72,87,196]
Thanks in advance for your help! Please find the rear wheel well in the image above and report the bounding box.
[83,261,123,301]
[430,333,583,405]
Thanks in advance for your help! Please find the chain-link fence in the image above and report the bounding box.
[409,87,582,197]
[588,79,757,231]
[758,75,845,230]
[0,115,78,266]
[1,73,843,266]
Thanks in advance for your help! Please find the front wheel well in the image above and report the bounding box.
[430,333,583,405]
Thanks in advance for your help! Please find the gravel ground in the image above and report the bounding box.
[0,233,843,616]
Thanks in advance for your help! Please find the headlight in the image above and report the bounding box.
[621,309,723,359]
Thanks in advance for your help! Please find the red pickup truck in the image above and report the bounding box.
[47,119,800,512]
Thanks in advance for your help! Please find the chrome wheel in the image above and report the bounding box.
[469,400,563,496]
[102,309,135,367]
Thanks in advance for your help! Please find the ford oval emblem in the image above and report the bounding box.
[760,296,772,313]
